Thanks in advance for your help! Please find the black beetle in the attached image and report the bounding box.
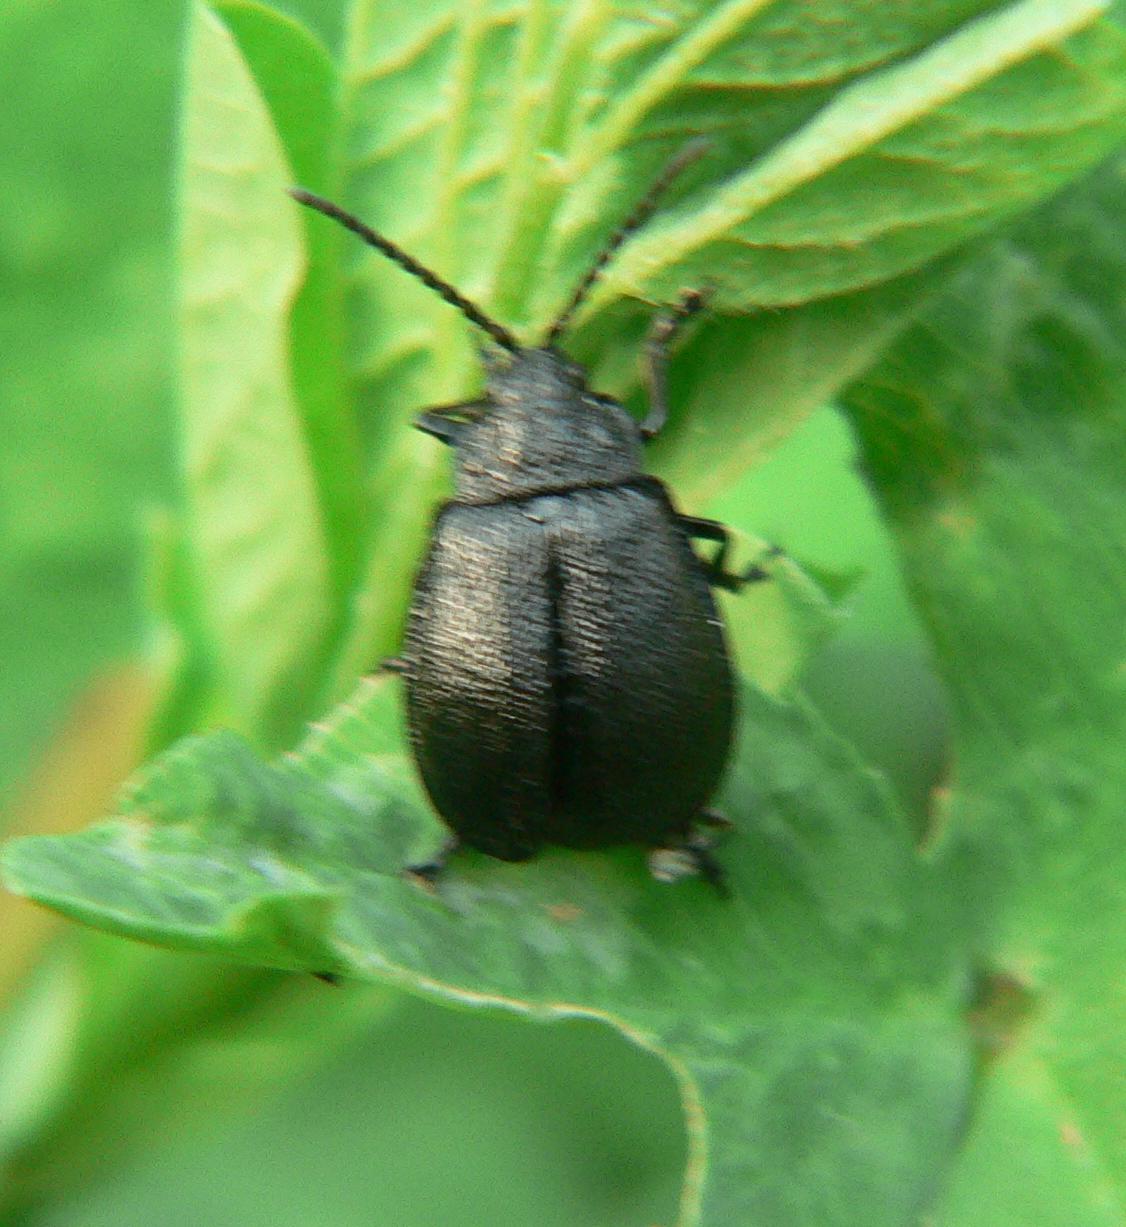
[292,145,768,889]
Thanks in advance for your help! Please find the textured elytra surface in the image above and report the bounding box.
[1,2,1124,1225]
[406,481,732,859]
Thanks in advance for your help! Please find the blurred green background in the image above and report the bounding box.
[0,1,947,1223]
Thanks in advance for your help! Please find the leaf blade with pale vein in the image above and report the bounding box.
[179,1,333,743]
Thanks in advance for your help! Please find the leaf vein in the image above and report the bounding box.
[345,12,460,88]
[598,0,1110,306]
[577,0,782,173]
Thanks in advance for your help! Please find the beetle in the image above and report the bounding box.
[292,145,768,890]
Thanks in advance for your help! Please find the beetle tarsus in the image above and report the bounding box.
[545,140,710,347]
[404,862,443,891]
[647,842,729,896]
[647,816,732,895]
[686,815,733,897]
[381,657,409,675]
[680,516,779,591]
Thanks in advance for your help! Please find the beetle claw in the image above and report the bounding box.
[647,820,731,896]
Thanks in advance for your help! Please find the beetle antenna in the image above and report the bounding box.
[543,139,709,347]
[290,188,521,354]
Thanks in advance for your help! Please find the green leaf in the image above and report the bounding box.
[214,1,335,192]
[327,0,1126,679]
[340,0,1126,326]
[839,158,1126,1224]
[178,1,333,743]
[216,1,368,602]
[717,540,861,696]
[592,0,1126,313]
[1,678,971,1225]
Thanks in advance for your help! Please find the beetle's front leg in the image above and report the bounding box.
[679,516,777,592]
[415,401,488,446]
[639,290,708,440]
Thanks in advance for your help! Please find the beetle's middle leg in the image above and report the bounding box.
[680,516,778,592]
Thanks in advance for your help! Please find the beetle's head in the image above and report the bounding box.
[485,344,584,401]
[452,346,643,502]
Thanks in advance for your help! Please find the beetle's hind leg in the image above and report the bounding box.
[647,813,733,896]
[680,516,781,593]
